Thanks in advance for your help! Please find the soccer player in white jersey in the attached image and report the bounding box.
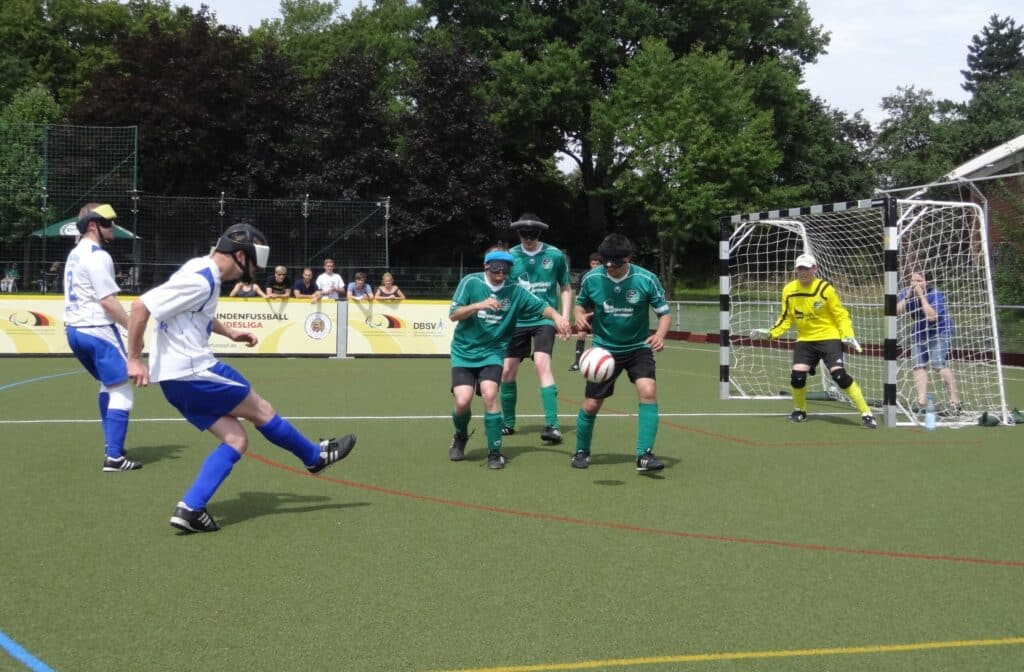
[500,213,572,443]
[64,203,141,472]
[126,223,356,533]
[572,234,672,473]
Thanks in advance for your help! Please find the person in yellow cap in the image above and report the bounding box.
[751,253,877,428]
[64,203,143,471]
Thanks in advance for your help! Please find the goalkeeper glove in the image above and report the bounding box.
[842,336,862,353]
[750,328,771,339]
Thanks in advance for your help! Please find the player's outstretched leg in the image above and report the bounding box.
[255,413,356,471]
[307,435,357,474]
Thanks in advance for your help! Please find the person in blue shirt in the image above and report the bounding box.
[347,272,373,300]
[897,270,961,414]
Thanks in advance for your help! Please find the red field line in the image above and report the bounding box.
[246,451,1024,569]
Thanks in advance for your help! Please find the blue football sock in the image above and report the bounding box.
[257,414,319,466]
[98,391,110,450]
[104,409,130,459]
[182,444,241,510]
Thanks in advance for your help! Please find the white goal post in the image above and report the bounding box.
[719,196,1011,427]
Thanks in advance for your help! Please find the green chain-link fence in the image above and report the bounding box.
[1,124,388,293]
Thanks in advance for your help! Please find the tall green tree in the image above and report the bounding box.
[0,0,137,107]
[956,15,1024,159]
[0,85,61,247]
[872,86,960,189]
[69,7,254,194]
[219,45,308,198]
[393,33,513,260]
[593,42,781,291]
[250,0,347,80]
[957,72,1024,159]
[782,100,876,202]
[961,14,1024,94]
[293,51,400,200]
[422,0,829,242]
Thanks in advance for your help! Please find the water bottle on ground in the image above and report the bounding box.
[924,394,937,431]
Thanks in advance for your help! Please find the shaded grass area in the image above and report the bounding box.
[1,346,1023,672]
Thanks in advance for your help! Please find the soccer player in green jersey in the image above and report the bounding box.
[499,213,573,444]
[751,253,877,429]
[571,234,672,473]
[449,246,572,469]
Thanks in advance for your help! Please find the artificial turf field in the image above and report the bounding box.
[1,341,1023,672]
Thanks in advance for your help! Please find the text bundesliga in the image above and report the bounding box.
[217,312,288,321]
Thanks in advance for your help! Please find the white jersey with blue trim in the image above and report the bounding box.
[64,238,121,327]
[139,256,221,382]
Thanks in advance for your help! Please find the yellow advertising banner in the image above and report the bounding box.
[0,296,338,355]
[0,296,68,354]
[212,298,337,355]
[346,299,453,355]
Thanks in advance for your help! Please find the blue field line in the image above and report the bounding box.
[0,371,82,393]
[0,630,56,672]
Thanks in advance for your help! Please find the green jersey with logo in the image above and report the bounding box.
[510,242,570,328]
[575,263,670,353]
[449,272,548,367]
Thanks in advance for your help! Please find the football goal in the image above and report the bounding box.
[719,196,1011,427]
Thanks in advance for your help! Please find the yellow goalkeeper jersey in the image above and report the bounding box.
[768,278,855,342]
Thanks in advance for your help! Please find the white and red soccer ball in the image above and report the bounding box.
[579,347,615,383]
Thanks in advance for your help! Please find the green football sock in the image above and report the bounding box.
[540,385,559,427]
[574,339,586,360]
[484,411,503,453]
[500,381,517,429]
[575,409,596,453]
[637,402,659,455]
[452,409,471,437]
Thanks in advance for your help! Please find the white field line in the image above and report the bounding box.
[0,410,857,425]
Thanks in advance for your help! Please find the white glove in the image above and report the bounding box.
[843,336,862,353]
[750,328,770,339]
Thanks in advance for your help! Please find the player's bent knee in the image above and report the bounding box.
[831,368,854,389]
[107,382,134,411]
[790,371,808,389]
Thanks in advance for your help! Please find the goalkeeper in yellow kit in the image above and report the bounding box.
[752,253,877,429]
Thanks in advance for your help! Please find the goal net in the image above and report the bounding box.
[720,197,1011,427]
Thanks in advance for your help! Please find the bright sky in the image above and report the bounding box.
[803,0,1021,124]
[181,0,1021,126]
